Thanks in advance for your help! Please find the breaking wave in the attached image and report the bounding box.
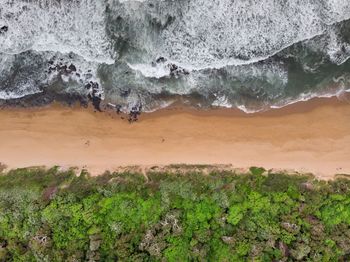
[1,0,350,112]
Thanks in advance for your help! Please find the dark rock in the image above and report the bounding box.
[183,69,190,75]
[167,63,190,77]
[156,57,167,63]
[59,65,67,72]
[91,96,102,112]
[169,64,178,72]
[116,105,122,114]
[87,82,102,112]
[0,26,8,34]
[68,64,77,72]
[127,104,142,123]
[120,89,130,97]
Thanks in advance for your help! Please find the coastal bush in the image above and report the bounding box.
[0,167,349,261]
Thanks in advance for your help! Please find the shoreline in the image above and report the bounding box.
[0,96,350,180]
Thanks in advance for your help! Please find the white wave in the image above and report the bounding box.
[212,95,232,108]
[1,0,350,108]
[0,84,42,100]
[324,28,350,65]
[2,0,349,72]
[127,62,171,78]
[118,0,147,2]
[270,88,347,110]
[161,0,350,68]
[112,0,350,71]
[236,105,265,114]
[0,0,114,64]
[0,54,15,76]
[0,50,105,100]
[218,89,345,114]
[144,100,176,113]
[211,74,350,113]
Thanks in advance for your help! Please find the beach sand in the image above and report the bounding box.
[0,97,349,180]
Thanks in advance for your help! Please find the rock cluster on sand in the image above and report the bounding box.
[127,105,142,123]
[85,82,102,112]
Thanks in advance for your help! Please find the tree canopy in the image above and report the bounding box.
[0,167,349,261]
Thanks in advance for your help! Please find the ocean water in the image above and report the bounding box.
[0,0,350,112]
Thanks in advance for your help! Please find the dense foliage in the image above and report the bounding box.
[0,167,349,261]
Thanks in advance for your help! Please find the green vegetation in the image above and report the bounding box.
[0,167,350,261]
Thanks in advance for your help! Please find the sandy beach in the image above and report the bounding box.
[0,97,349,179]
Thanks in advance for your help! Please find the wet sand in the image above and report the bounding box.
[0,97,349,179]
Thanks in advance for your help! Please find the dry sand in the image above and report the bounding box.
[0,97,350,179]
